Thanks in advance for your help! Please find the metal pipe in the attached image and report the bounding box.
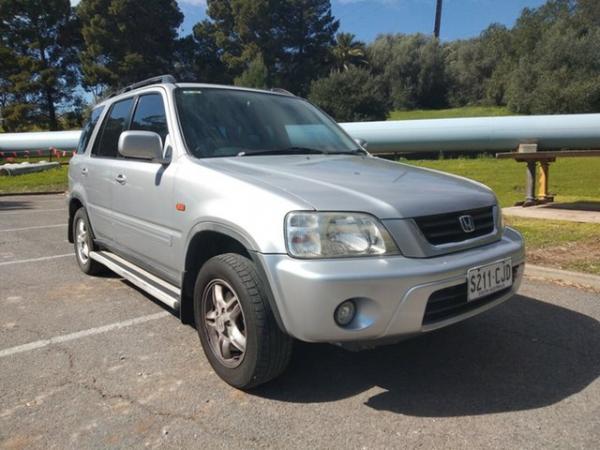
[2,113,600,155]
[0,161,60,176]
[340,113,600,153]
[0,130,81,153]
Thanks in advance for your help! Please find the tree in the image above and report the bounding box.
[77,0,183,95]
[308,66,388,122]
[332,32,367,72]
[506,18,600,114]
[368,33,448,110]
[445,24,513,107]
[234,54,268,89]
[195,0,339,95]
[500,0,600,114]
[0,0,81,131]
[277,0,339,94]
[187,19,231,84]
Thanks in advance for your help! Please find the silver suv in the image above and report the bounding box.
[68,75,525,389]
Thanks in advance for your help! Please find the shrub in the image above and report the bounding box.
[308,67,388,122]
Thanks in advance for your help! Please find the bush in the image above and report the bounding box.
[308,67,388,122]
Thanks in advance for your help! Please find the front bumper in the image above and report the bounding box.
[258,227,525,343]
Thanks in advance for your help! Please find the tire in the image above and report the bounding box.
[193,253,293,389]
[72,208,103,275]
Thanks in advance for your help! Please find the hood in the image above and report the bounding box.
[202,155,497,219]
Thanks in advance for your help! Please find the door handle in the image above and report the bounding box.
[81,167,88,176]
[115,174,127,184]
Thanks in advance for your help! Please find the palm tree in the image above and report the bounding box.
[332,32,368,72]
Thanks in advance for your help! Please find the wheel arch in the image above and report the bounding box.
[179,224,286,333]
[68,195,85,243]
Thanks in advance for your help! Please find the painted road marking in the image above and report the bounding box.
[0,208,65,215]
[0,224,67,233]
[0,312,170,359]
[0,253,74,267]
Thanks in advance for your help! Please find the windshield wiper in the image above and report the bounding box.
[336,148,368,155]
[238,147,367,157]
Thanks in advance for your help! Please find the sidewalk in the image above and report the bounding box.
[503,201,600,224]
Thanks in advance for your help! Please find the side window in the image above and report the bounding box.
[76,106,104,154]
[92,98,134,158]
[130,94,168,143]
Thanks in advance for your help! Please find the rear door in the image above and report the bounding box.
[86,98,134,243]
[70,104,104,204]
[110,92,179,281]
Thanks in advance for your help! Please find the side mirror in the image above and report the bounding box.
[118,131,166,162]
[354,138,368,150]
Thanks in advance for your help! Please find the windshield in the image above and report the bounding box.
[174,88,359,158]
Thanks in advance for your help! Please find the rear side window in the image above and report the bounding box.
[130,94,169,143]
[92,98,134,158]
[77,107,104,154]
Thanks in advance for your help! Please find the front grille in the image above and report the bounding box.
[414,206,495,246]
[422,266,518,325]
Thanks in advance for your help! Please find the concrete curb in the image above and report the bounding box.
[0,190,66,197]
[503,205,600,224]
[525,264,600,291]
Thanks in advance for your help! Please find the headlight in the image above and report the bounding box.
[285,212,399,258]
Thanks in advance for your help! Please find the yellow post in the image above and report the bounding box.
[538,161,551,202]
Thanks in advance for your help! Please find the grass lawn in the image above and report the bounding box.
[404,156,600,207]
[389,106,512,121]
[505,216,600,276]
[0,165,69,194]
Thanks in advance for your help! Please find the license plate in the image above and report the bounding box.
[467,258,512,301]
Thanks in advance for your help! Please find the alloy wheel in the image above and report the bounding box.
[202,279,247,368]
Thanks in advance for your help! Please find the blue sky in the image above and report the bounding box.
[176,0,548,42]
[70,1,548,43]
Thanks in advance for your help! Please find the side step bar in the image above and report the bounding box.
[90,250,181,310]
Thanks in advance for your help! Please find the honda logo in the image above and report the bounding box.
[459,215,475,233]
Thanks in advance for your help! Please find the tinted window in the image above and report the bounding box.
[77,107,104,154]
[131,94,168,143]
[93,98,134,158]
[174,88,358,158]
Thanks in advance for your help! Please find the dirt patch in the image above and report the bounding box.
[526,237,600,274]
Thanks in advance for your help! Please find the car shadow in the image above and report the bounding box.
[253,294,600,417]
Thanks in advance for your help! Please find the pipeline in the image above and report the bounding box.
[0,130,80,155]
[2,113,600,156]
[339,113,600,153]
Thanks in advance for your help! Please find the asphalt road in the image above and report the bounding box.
[1,194,598,449]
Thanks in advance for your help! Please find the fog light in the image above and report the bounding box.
[334,300,356,326]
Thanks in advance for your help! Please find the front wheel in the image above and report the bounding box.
[193,253,292,389]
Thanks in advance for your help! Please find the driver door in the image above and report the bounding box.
[110,92,180,282]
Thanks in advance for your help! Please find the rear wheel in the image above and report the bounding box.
[194,253,292,389]
[73,208,103,275]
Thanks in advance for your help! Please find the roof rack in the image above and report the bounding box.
[118,74,177,95]
[270,88,295,96]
